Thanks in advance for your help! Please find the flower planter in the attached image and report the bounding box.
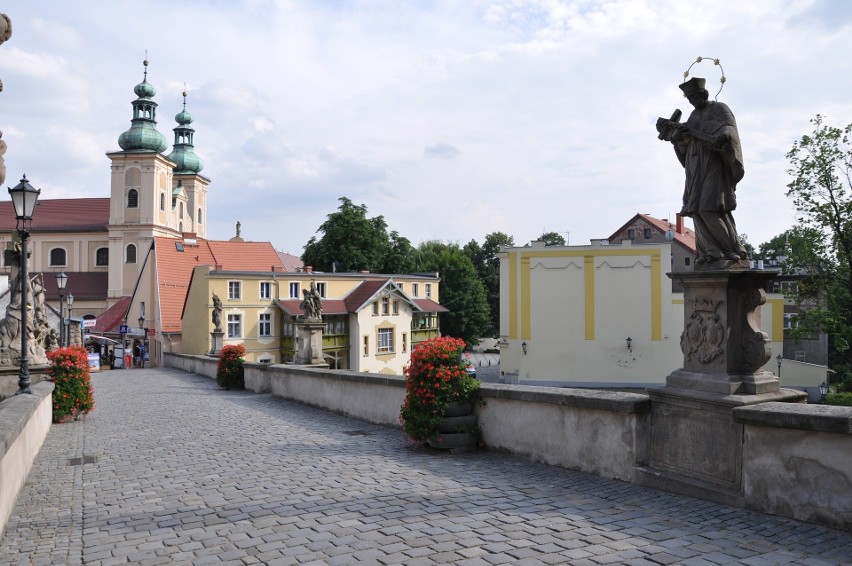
[427,432,478,451]
[444,402,473,417]
[437,414,477,433]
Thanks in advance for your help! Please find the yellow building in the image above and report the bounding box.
[183,269,446,373]
[499,239,784,387]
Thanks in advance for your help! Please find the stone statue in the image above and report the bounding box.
[300,281,323,320]
[235,221,241,238]
[0,12,10,185]
[0,245,48,366]
[656,77,747,268]
[211,293,223,332]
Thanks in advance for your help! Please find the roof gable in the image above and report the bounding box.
[0,198,110,232]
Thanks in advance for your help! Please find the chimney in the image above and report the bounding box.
[675,213,684,234]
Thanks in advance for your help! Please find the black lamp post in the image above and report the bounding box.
[8,175,41,395]
[776,354,782,378]
[56,271,68,347]
[138,314,145,368]
[819,381,829,403]
[65,293,73,346]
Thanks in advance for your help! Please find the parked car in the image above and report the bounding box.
[464,355,477,378]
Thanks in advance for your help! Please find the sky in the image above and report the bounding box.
[2,0,852,257]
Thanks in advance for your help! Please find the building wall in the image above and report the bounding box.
[500,240,784,387]
[353,293,414,375]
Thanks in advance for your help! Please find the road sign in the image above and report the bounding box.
[147,328,155,336]
[83,319,97,328]
[119,325,128,334]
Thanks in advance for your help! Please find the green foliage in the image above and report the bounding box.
[47,346,95,423]
[463,232,514,335]
[825,392,852,406]
[216,344,246,389]
[538,231,566,246]
[301,197,414,274]
[417,241,490,345]
[400,337,480,442]
[784,115,852,391]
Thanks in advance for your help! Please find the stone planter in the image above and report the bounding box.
[427,401,479,453]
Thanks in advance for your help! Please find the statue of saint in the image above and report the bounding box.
[656,77,747,267]
[300,281,323,320]
[211,293,223,332]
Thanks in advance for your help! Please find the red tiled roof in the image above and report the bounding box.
[277,251,303,272]
[0,198,110,232]
[276,299,348,316]
[156,237,285,333]
[34,271,108,301]
[606,213,697,253]
[412,298,450,313]
[92,296,132,334]
[343,280,388,312]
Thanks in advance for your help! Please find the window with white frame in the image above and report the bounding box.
[49,248,67,267]
[783,313,799,330]
[227,314,242,338]
[393,300,399,315]
[96,247,109,266]
[259,281,271,300]
[126,244,137,264]
[363,335,369,356]
[289,282,300,298]
[402,333,407,353]
[258,313,272,337]
[228,281,241,300]
[372,302,379,315]
[315,282,327,297]
[381,297,389,315]
[377,328,393,353]
[160,193,165,211]
[425,283,432,299]
[412,283,419,297]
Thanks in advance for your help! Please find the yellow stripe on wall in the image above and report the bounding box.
[584,255,595,340]
[521,255,531,340]
[770,298,784,341]
[509,252,518,339]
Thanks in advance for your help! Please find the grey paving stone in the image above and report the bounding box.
[1,367,851,566]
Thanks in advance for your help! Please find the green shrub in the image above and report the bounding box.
[47,346,95,423]
[400,336,480,442]
[216,344,245,389]
[825,392,852,406]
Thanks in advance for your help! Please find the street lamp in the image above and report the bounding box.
[819,381,829,403]
[55,271,68,347]
[8,175,41,394]
[776,354,782,378]
[65,293,73,346]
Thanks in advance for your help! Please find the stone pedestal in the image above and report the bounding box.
[636,269,806,506]
[295,320,326,366]
[210,331,224,355]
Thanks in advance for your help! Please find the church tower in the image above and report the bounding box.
[166,89,209,239]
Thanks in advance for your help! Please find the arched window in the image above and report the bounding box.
[96,247,109,266]
[179,202,184,219]
[127,189,139,208]
[160,193,165,211]
[126,244,137,264]
[179,222,183,233]
[197,208,202,224]
[49,248,67,266]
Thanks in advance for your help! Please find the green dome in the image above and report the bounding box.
[118,61,168,153]
[167,145,204,174]
[175,109,193,125]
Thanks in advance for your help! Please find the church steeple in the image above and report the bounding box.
[117,58,169,153]
[166,88,204,174]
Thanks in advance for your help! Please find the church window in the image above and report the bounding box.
[49,248,67,267]
[126,244,137,264]
[179,222,183,232]
[127,189,139,208]
[96,248,109,266]
[179,202,184,219]
[198,208,202,224]
[160,193,165,211]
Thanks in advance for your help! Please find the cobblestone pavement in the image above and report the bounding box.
[2,367,850,565]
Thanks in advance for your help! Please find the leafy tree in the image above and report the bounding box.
[464,232,514,334]
[785,115,852,390]
[417,241,490,345]
[538,231,566,246]
[738,233,756,259]
[302,197,414,274]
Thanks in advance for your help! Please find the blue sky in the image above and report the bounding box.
[2,0,851,256]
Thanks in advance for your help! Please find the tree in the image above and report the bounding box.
[785,115,852,390]
[463,232,514,335]
[417,241,490,345]
[538,231,566,246]
[302,197,414,274]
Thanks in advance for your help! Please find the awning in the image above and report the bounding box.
[85,335,119,346]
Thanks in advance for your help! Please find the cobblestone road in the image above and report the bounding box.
[2,367,850,565]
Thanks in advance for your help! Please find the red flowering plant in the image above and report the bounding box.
[47,346,95,423]
[216,344,246,389]
[400,336,480,442]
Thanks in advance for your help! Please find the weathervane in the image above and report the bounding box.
[682,56,725,100]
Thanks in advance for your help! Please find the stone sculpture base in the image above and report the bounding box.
[295,320,326,366]
[209,331,224,355]
[635,268,806,506]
